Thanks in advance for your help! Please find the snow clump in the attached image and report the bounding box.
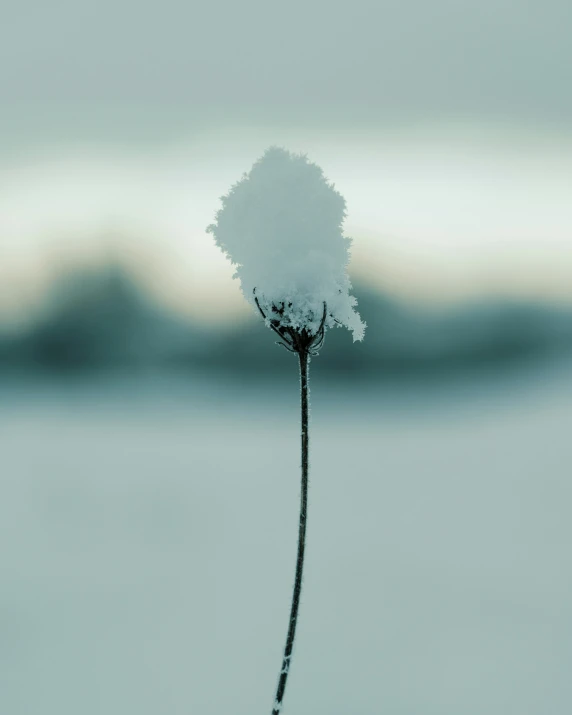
[207,146,365,342]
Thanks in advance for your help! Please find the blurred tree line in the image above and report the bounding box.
[0,263,571,380]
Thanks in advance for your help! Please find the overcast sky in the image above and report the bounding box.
[2,0,571,139]
[1,0,571,321]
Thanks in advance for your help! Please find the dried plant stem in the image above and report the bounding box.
[271,347,310,715]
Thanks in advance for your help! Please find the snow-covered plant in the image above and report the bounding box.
[207,146,365,345]
[207,146,365,715]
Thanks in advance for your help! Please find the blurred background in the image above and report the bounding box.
[2,1,572,713]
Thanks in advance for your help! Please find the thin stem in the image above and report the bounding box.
[271,348,310,715]
[253,291,296,349]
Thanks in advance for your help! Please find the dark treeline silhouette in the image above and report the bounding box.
[1,264,571,380]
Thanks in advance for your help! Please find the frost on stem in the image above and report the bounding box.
[206,146,366,343]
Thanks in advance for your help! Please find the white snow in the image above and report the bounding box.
[207,147,366,341]
[1,365,572,714]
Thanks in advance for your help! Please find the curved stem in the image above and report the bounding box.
[253,292,296,349]
[271,348,310,715]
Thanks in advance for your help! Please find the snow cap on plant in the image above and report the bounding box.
[207,146,365,343]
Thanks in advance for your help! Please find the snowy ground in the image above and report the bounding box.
[1,363,572,715]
